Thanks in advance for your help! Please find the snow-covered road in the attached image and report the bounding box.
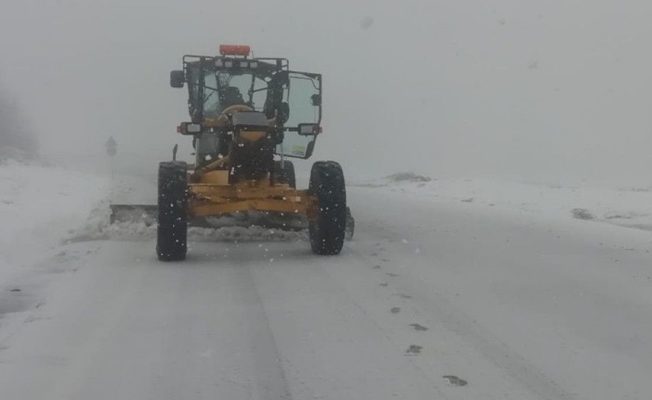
[1,167,652,399]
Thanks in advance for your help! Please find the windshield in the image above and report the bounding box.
[188,66,268,118]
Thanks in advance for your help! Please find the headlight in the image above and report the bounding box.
[177,122,203,135]
[186,124,202,134]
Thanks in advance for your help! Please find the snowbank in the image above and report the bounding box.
[0,160,108,280]
[385,172,433,183]
[353,172,652,233]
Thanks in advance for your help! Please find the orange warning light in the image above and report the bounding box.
[219,45,251,56]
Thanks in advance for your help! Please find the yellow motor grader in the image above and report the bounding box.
[153,45,351,261]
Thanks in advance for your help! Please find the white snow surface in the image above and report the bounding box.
[1,164,652,400]
[353,173,652,232]
[0,160,107,277]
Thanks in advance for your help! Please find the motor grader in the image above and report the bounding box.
[155,45,351,261]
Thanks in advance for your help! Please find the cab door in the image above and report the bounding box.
[275,71,322,159]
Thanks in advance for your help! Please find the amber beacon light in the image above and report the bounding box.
[219,45,251,56]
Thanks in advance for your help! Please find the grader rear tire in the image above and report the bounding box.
[309,161,347,255]
[157,161,188,261]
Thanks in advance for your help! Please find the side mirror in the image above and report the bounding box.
[177,122,202,135]
[311,94,321,106]
[170,70,185,88]
[298,123,321,136]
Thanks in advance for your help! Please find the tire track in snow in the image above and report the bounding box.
[232,260,294,400]
[249,245,453,400]
[46,249,151,400]
[347,217,575,400]
[402,281,575,400]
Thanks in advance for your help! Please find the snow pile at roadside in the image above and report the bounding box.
[64,198,149,242]
[385,172,433,183]
[0,159,108,278]
[0,148,43,166]
[352,172,652,232]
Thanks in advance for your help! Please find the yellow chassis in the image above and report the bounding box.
[188,170,318,219]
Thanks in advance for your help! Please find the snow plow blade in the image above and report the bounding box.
[109,204,310,231]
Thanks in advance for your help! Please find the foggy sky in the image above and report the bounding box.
[1,0,652,184]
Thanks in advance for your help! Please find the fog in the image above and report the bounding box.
[2,0,652,184]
